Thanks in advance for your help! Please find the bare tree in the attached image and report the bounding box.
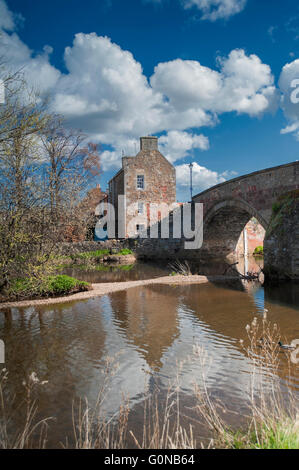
[41,118,102,241]
[0,64,102,293]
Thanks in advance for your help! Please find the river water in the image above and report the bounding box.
[0,258,298,448]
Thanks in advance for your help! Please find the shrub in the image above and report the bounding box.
[253,245,264,255]
[73,249,110,260]
[118,249,133,255]
[5,275,89,300]
[47,275,89,295]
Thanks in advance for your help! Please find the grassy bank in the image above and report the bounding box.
[70,248,133,261]
[54,249,135,270]
[59,264,135,272]
[1,274,90,302]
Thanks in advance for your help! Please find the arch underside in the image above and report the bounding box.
[200,199,267,259]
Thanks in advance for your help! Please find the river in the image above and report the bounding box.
[0,258,298,448]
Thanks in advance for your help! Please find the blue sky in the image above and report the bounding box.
[1,0,299,200]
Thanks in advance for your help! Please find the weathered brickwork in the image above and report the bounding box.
[194,161,299,227]
[192,161,299,279]
[108,137,176,237]
[107,148,298,280]
[264,190,299,280]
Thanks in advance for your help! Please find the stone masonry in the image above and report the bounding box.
[108,136,176,238]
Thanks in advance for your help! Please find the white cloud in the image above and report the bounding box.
[176,162,237,195]
[159,130,209,163]
[182,0,247,21]
[152,50,278,117]
[0,0,15,31]
[0,29,60,94]
[0,1,278,171]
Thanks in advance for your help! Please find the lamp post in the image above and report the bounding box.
[189,162,193,202]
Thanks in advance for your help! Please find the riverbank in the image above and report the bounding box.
[0,274,241,309]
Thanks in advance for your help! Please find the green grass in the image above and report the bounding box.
[6,275,90,300]
[67,264,134,272]
[70,248,133,261]
[118,249,133,255]
[254,420,299,449]
[221,419,299,449]
[47,275,89,295]
[72,249,110,260]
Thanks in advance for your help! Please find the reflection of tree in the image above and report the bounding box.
[109,286,180,371]
[63,263,168,284]
[0,300,107,446]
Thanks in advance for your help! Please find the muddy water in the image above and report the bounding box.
[62,255,264,283]
[0,263,298,448]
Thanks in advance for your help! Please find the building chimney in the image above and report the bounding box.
[140,136,158,151]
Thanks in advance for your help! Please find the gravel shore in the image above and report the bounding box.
[0,275,240,310]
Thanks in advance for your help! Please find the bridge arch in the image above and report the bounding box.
[201,198,268,259]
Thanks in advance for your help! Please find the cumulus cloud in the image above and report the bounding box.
[176,162,237,194]
[0,8,60,95]
[159,130,209,163]
[0,0,278,171]
[182,0,247,21]
[151,49,278,117]
[0,0,15,31]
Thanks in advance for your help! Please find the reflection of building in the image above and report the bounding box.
[108,137,176,238]
[109,286,180,371]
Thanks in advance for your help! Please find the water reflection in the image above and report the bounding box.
[0,279,298,447]
[62,256,264,285]
[63,261,170,283]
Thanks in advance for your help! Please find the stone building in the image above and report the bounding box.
[108,136,176,238]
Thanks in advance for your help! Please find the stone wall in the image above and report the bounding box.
[193,161,299,228]
[264,190,299,280]
[123,147,176,237]
[56,237,182,260]
[56,239,130,256]
[108,136,176,239]
[191,161,298,266]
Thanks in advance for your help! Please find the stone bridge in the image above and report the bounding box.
[192,161,299,279]
[89,161,298,280]
[136,161,298,280]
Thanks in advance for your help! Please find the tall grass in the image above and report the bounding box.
[193,312,299,448]
[68,357,195,449]
[1,314,298,449]
[0,369,51,449]
[168,260,192,276]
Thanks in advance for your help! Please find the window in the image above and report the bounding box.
[137,174,144,190]
[136,224,145,234]
[138,202,144,215]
